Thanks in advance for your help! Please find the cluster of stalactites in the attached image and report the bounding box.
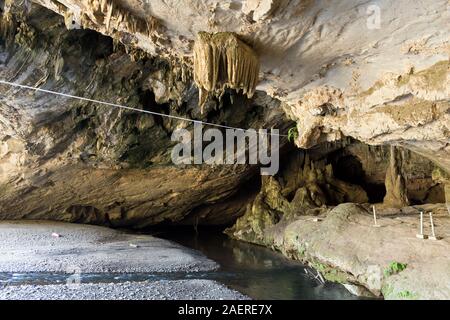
[193,32,260,112]
[61,0,159,37]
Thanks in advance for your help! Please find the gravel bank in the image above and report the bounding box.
[0,280,249,300]
[0,221,218,273]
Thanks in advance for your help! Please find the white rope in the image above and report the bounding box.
[0,80,288,137]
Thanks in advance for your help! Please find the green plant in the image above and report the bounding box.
[309,260,348,284]
[384,261,407,277]
[381,284,394,297]
[287,126,299,142]
[397,290,416,299]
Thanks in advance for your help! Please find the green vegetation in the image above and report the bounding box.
[381,284,394,297]
[296,243,306,257]
[310,260,349,284]
[397,290,417,299]
[384,262,407,277]
[287,126,299,142]
[382,285,417,300]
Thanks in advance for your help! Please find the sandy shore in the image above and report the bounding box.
[0,221,247,300]
[0,280,248,300]
[0,221,217,273]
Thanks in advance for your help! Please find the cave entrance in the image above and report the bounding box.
[331,154,387,203]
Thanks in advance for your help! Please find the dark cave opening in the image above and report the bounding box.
[139,89,170,128]
[64,29,114,60]
[331,153,387,203]
[363,183,387,204]
[332,154,365,185]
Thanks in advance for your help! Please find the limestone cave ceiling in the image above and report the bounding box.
[8,0,448,170]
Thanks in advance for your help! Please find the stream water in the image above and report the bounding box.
[0,227,361,300]
[155,227,360,300]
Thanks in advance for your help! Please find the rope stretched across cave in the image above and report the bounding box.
[0,80,288,137]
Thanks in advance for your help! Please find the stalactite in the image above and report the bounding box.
[1,0,15,40]
[82,0,159,37]
[0,12,14,39]
[54,50,64,81]
[105,1,113,31]
[63,11,72,29]
[432,167,450,216]
[193,32,260,113]
[383,145,409,208]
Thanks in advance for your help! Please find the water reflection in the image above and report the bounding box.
[156,227,361,300]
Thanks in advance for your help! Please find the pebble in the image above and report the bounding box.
[0,280,249,300]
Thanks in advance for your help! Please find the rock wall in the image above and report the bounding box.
[227,140,447,244]
[0,5,288,226]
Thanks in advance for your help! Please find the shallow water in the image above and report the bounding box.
[155,227,362,300]
[0,228,363,300]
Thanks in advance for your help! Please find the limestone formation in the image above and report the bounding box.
[226,146,374,245]
[227,176,290,245]
[16,0,448,173]
[193,32,259,112]
[79,0,160,36]
[0,0,14,39]
[228,140,446,242]
[0,6,287,227]
[0,2,447,240]
[383,146,409,208]
[432,167,450,215]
